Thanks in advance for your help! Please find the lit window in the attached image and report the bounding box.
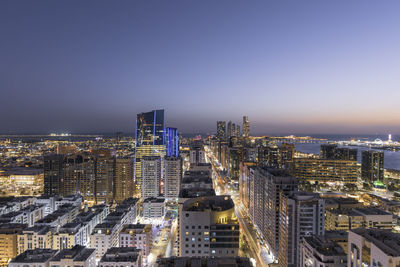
[204,232,209,236]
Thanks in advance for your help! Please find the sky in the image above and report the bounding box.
[1,0,400,135]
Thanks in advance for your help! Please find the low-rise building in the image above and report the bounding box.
[48,245,96,267]
[300,235,347,267]
[348,228,400,267]
[18,225,54,254]
[120,224,152,256]
[90,222,120,259]
[8,248,58,267]
[98,247,142,267]
[142,197,165,219]
[155,256,252,267]
[0,223,26,266]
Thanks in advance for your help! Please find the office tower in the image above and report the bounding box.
[348,228,400,267]
[164,156,183,199]
[44,154,65,195]
[113,158,134,203]
[300,235,347,267]
[179,195,239,257]
[320,144,338,159]
[243,116,250,137]
[217,121,226,140]
[134,109,165,194]
[279,192,325,267]
[361,150,384,183]
[190,141,206,164]
[253,168,298,257]
[165,127,180,157]
[292,158,358,184]
[141,156,162,198]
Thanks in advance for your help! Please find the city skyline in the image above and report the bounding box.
[2,1,400,134]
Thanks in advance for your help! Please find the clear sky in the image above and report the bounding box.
[1,0,400,135]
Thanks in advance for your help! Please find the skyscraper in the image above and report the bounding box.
[44,154,65,196]
[227,121,233,138]
[141,156,162,199]
[164,127,179,157]
[243,116,250,137]
[216,121,226,140]
[134,109,165,195]
[361,150,384,183]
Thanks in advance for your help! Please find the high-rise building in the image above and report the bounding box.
[164,156,182,199]
[252,168,298,257]
[93,150,114,204]
[361,150,384,183]
[243,116,250,138]
[164,127,179,157]
[190,141,206,164]
[141,156,162,199]
[44,154,65,196]
[320,144,357,161]
[179,195,239,257]
[227,121,233,138]
[134,109,165,195]
[279,192,325,267]
[320,144,338,159]
[114,158,134,203]
[217,121,226,140]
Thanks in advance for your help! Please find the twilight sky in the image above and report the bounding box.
[1,1,400,135]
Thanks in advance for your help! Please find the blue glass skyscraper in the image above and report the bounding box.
[164,127,179,157]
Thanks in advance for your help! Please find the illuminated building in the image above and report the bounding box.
[179,195,239,257]
[257,143,294,170]
[239,162,256,210]
[9,249,58,267]
[141,156,162,198]
[156,257,252,267]
[216,121,226,140]
[361,150,384,183]
[49,245,96,267]
[165,127,179,157]
[99,247,142,267]
[190,140,206,164]
[113,158,134,203]
[242,116,250,138]
[0,204,45,227]
[164,156,183,199]
[325,207,393,231]
[92,149,114,204]
[52,222,87,250]
[90,222,120,259]
[291,158,358,184]
[142,197,165,219]
[44,154,65,196]
[227,121,234,138]
[119,224,152,256]
[300,235,347,267]
[251,168,298,257]
[134,109,165,196]
[279,192,325,267]
[17,226,53,255]
[348,228,400,267]
[320,144,357,161]
[0,223,25,266]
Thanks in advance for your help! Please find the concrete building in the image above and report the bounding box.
[279,192,325,267]
[18,225,54,255]
[0,223,26,266]
[156,256,252,267]
[114,157,134,203]
[48,245,96,267]
[142,197,165,219]
[141,156,162,199]
[179,195,239,257]
[301,235,347,267]
[164,156,182,199]
[52,222,87,250]
[361,150,384,184]
[8,249,58,267]
[99,247,142,267]
[348,228,400,267]
[90,222,120,259]
[120,224,152,256]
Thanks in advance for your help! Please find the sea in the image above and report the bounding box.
[292,134,400,170]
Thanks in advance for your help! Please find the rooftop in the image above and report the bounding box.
[143,197,165,203]
[179,188,216,199]
[351,228,400,257]
[182,195,235,212]
[10,249,58,263]
[50,245,95,262]
[156,256,252,267]
[303,235,346,257]
[100,247,141,263]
